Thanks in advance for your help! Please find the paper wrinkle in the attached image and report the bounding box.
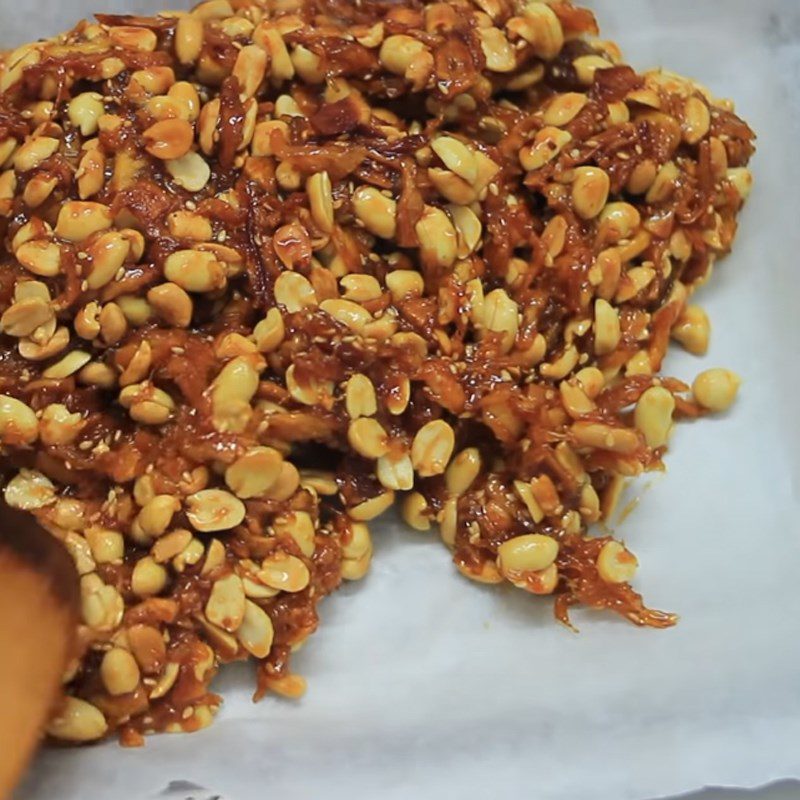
[8,1,800,798]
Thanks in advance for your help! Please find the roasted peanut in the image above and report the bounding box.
[692,368,741,413]
[186,489,246,532]
[672,305,710,355]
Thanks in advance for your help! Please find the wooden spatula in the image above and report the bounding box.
[0,503,79,800]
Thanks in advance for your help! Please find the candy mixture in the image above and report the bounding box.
[0,0,753,744]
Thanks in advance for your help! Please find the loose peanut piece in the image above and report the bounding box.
[262,674,307,698]
[524,564,559,595]
[168,210,211,241]
[292,45,324,83]
[692,368,741,413]
[112,303,151,339]
[436,497,460,548]
[285,364,333,406]
[428,168,477,204]
[300,470,337,497]
[86,230,131,289]
[201,539,226,577]
[78,360,114,388]
[76,147,105,199]
[98,303,127,345]
[110,26,157,51]
[273,509,315,556]
[52,504,83,541]
[254,23,294,82]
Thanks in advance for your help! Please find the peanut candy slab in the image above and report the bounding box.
[0,0,753,743]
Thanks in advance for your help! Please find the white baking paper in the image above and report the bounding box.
[6,1,800,799]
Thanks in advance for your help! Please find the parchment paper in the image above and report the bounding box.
[6,2,800,799]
